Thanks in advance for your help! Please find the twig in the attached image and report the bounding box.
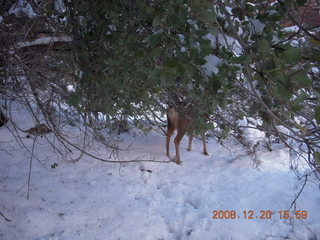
[27,136,37,200]
[0,212,12,222]
[277,0,320,42]
[289,174,308,209]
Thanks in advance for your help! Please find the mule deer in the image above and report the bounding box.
[166,106,208,164]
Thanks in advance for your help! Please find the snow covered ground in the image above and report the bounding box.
[0,108,320,240]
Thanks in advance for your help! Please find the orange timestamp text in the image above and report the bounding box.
[211,210,308,220]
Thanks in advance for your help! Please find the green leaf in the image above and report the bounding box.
[152,16,161,27]
[67,93,80,107]
[245,3,256,13]
[199,38,212,51]
[152,47,162,57]
[160,71,175,85]
[273,84,292,102]
[291,103,304,112]
[310,49,320,62]
[314,152,320,163]
[291,71,311,88]
[149,35,160,48]
[200,48,212,56]
[220,126,230,139]
[199,8,215,22]
[177,51,190,63]
[149,68,161,80]
[217,96,228,109]
[196,29,209,37]
[271,12,282,22]
[258,39,270,55]
[296,0,307,6]
[165,59,178,68]
[232,7,244,20]
[190,48,199,60]
[145,6,154,14]
[135,49,144,58]
[315,105,320,124]
[208,26,219,35]
[167,13,184,28]
[192,71,203,81]
[282,48,302,64]
[193,57,207,66]
[148,35,160,48]
[292,91,307,104]
[233,55,252,64]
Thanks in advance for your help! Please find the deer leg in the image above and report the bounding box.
[166,128,174,158]
[174,135,182,165]
[174,127,188,165]
[201,133,209,155]
[187,131,194,151]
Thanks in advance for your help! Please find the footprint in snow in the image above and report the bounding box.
[185,195,202,209]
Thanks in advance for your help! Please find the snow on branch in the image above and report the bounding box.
[8,0,36,18]
[16,36,72,49]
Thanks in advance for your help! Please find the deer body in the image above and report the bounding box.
[166,106,208,164]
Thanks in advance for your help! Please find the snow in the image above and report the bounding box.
[311,67,319,74]
[225,6,233,15]
[237,117,266,145]
[250,19,265,33]
[8,0,36,18]
[54,0,66,13]
[204,33,242,55]
[67,85,75,92]
[0,107,320,240]
[203,55,222,75]
[283,25,300,32]
[276,125,291,136]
